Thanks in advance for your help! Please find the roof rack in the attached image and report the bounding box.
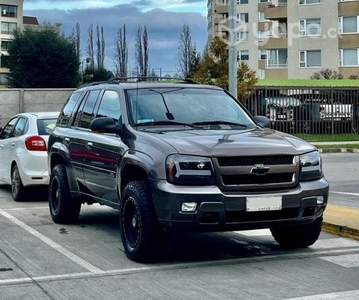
[78,77,199,88]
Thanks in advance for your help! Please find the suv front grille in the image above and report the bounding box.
[218,156,294,166]
[214,155,299,191]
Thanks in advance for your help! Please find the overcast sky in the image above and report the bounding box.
[23,0,208,76]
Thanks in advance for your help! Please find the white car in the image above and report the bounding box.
[0,112,59,201]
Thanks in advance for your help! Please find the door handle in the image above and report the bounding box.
[87,142,93,148]
[64,138,70,144]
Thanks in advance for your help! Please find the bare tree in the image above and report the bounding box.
[135,25,149,78]
[86,24,95,69]
[96,24,105,68]
[177,24,193,78]
[114,24,128,78]
[70,22,81,59]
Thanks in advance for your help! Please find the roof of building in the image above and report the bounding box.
[23,16,39,25]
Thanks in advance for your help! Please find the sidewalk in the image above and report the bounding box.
[311,141,359,153]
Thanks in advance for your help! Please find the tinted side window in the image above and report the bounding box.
[96,90,121,121]
[77,90,101,129]
[57,91,83,126]
[0,117,18,139]
[13,117,27,137]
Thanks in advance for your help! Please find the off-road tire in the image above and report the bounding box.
[120,180,169,263]
[48,164,81,224]
[11,164,27,202]
[270,216,323,248]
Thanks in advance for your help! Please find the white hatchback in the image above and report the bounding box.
[0,112,59,201]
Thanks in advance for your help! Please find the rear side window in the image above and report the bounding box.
[13,117,28,137]
[57,91,83,126]
[37,118,57,135]
[76,90,101,129]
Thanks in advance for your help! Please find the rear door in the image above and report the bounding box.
[83,89,125,203]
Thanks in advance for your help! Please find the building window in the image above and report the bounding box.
[339,16,359,34]
[340,49,359,66]
[0,55,9,68]
[259,50,268,60]
[237,0,248,4]
[299,0,321,4]
[258,69,265,79]
[299,19,322,36]
[258,0,269,3]
[299,50,321,67]
[238,50,249,61]
[1,22,17,34]
[0,73,9,85]
[267,49,288,67]
[258,12,267,22]
[237,31,249,42]
[1,39,11,50]
[1,5,17,18]
[237,13,249,23]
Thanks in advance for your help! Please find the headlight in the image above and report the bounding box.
[299,151,323,181]
[166,154,215,185]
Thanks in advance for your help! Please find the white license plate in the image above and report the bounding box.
[246,196,282,212]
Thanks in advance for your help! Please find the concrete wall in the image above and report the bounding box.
[0,88,75,126]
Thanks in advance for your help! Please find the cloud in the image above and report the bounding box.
[24,3,207,75]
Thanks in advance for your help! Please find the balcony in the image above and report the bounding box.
[260,32,288,48]
[214,5,228,14]
[264,2,287,22]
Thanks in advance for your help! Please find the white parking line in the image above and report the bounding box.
[330,191,359,197]
[0,208,104,274]
[285,289,359,300]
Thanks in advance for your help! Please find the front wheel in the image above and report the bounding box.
[120,180,168,263]
[270,217,323,248]
[48,164,81,224]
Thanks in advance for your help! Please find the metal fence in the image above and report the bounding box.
[245,86,359,140]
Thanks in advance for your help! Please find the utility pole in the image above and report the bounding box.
[228,0,237,98]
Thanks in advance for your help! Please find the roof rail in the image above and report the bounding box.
[108,77,199,84]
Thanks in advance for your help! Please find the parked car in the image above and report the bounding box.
[294,99,353,134]
[47,79,329,263]
[0,112,59,201]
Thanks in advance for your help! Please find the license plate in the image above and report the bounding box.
[246,196,282,212]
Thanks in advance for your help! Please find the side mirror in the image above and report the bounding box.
[90,117,123,135]
[254,116,270,128]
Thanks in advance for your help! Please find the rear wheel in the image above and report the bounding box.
[48,164,81,224]
[11,164,26,202]
[120,180,169,263]
[270,217,323,248]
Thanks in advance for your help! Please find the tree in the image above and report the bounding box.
[87,24,95,70]
[7,27,79,88]
[177,24,193,78]
[135,25,149,78]
[71,22,81,60]
[114,24,128,78]
[190,37,257,103]
[96,24,105,69]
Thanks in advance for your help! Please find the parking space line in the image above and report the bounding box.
[330,191,359,197]
[0,208,104,274]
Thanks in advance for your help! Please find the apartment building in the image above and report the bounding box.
[207,0,359,79]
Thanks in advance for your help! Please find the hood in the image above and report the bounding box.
[146,128,315,157]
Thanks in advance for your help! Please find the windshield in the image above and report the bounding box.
[126,88,256,129]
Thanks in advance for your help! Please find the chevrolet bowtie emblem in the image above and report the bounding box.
[250,164,270,176]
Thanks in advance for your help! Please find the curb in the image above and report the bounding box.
[322,222,359,241]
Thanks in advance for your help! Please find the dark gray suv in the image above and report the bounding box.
[47,79,329,262]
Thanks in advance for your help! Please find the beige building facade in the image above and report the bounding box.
[207,0,359,79]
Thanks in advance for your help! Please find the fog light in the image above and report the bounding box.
[181,202,197,212]
[316,196,324,205]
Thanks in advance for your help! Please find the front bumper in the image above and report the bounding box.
[150,177,329,232]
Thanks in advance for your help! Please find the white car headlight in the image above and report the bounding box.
[299,151,323,181]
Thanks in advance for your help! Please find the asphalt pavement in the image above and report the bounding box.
[312,141,359,240]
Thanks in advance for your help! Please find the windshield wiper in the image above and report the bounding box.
[134,120,197,128]
[192,121,249,128]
